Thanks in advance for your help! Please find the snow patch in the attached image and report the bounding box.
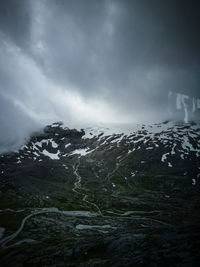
[192,179,196,185]
[42,149,60,160]
[69,148,93,156]
[33,151,40,157]
[161,153,169,162]
[65,143,71,148]
[51,140,58,148]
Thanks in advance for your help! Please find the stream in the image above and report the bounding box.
[72,156,103,216]
[0,156,171,249]
[0,207,99,248]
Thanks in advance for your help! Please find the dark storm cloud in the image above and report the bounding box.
[0,0,31,48]
[41,0,200,91]
[111,0,200,95]
[115,0,200,68]
[27,0,200,111]
[0,0,200,152]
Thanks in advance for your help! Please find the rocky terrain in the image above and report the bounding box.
[0,121,200,266]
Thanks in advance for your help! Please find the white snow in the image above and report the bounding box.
[168,162,172,167]
[110,134,124,144]
[34,139,58,149]
[42,149,60,160]
[161,153,169,162]
[33,151,40,157]
[51,140,58,148]
[35,141,43,147]
[36,140,48,147]
[192,179,196,185]
[31,142,40,151]
[171,144,176,155]
[65,143,71,148]
[60,122,200,164]
[128,148,136,154]
[20,145,28,150]
[51,122,62,128]
[69,148,93,156]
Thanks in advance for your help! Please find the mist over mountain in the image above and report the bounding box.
[0,0,200,153]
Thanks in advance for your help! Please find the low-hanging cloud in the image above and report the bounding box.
[0,0,200,152]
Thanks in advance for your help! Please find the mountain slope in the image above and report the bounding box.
[0,121,200,266]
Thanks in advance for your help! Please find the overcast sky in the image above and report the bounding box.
[0,0,200,152]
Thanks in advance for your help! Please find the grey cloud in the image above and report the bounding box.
[0,94,38,153]
[0,0,31,48]
[33,0,200,102]
[0,0,200,152]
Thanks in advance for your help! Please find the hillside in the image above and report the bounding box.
[0,121,200,266]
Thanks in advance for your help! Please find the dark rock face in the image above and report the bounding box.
[0,121,200,266]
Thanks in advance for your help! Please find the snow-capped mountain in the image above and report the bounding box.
[0,121,200,266]
[3,121,200,166]
[2,121,199,188]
